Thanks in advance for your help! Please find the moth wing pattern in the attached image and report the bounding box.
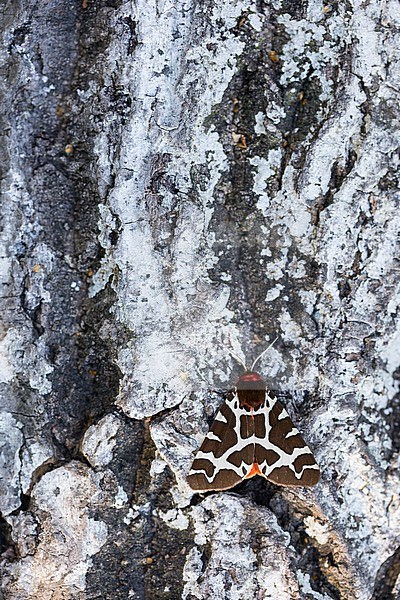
[187,394,255,492]
[254,394,320,486]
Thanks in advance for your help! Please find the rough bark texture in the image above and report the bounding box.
[0,0,399,599]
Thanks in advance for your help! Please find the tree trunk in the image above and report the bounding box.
[0,1,399,599]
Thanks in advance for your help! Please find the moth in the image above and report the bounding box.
[187,352,320,492]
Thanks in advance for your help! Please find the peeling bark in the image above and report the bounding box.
[0,0,399,599]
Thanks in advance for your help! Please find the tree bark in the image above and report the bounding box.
[0,0,399,599]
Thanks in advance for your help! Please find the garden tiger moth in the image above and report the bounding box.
[187,369,320,492]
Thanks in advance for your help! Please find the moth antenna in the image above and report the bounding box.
[222,331,248,371]
[251,337,279,371]
[228,349,248,371]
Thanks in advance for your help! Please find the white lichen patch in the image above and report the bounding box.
[8,512,38,559]
[266,285,282,302]
[158,508,189,530]
[23,242,55,307]
[123,507,140,525]
[0,412,24,515]
[0,328,16,383]
[0,243,59,396]
[0,328,54,394]
[183,494,298,600]
[80,414,122,468]
[114,485,129,508]
[297,572,331,600]
[89,204,119,296]
[248,11,263,32]
[19,441,54,496]
[380,316,400,385]
[278,8,348,102]
[0,254,12,289]
[6,463,108,599]
[303,516,332,547]
[182,547,204,600]
[123,501,151,527]
[254,111,266,134]
[298,289,317,314]
[250,150,282,211]
[278,309,304,344]
[265,101,286,128]
[150,398,201,500]
[149,455,168,478]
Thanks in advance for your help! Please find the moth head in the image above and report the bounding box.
[236,371,266,388]
[236,371,267,409]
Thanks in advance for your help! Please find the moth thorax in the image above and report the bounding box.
[236,371,267,409]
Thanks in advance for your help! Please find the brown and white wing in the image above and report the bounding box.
[187,395,255,492]
[254,394,320,486]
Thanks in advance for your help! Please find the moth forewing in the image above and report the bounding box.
[186,394,255,492]
[254,396,320,487]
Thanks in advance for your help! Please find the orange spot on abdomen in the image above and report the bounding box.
[244,463,263,479]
